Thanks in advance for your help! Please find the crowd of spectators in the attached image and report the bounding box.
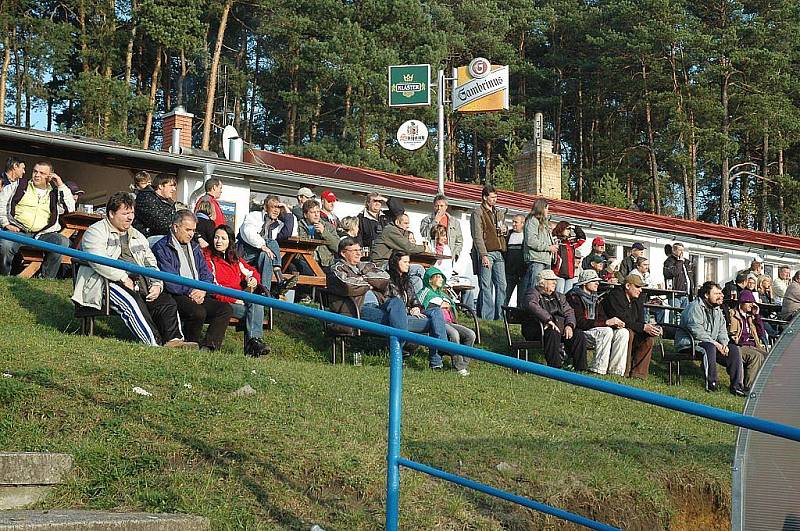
[1,162,797,388]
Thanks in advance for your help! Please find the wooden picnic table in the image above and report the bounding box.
[279,236,327,287]
[17,211,103,279]
[409,251,451,267]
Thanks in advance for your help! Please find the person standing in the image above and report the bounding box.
[133,172,178,242]
[152,210,233,351]
[504,214,526,305]
[522,198,557,298]
[356,192,388,250]
[420,194,463,263]
[194,177,225,226]
[470,185,507,320]
[773,265,791,303]
[319,190,340,229]
[291,187,315,220]
[619,242,646,278]
[663,242,694,307]
[551,220,585,293]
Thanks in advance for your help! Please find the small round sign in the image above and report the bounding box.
[396,120,429,151]
[468,57,491,79]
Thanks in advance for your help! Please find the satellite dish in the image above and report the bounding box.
[222,125,239,160]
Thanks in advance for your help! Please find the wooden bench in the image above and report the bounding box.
[18,246,71,279]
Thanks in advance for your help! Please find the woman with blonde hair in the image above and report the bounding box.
[522,198,557,296]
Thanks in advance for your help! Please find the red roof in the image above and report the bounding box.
[246,150,800,253]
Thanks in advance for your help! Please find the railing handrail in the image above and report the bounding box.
[3,230,798,531]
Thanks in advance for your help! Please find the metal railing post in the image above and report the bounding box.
[385,335,403,531]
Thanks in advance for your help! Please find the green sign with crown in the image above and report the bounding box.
[388,64,431,107]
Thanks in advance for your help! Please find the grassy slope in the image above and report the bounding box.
[0,277,739,530]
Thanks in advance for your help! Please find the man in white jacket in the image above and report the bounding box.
[72,192,194,348]
[0,161,73,278]
[236,194,295,296]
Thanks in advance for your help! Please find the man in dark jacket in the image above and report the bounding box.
[663,242,694,307]
[152,210,233,351]
[601,274,663,379]
[356,192,388,249]
[133,173,177,241]
[619,242,645,278]
[522,269,587,369]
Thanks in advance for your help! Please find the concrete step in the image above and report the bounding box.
[0,511,210,530]
[0,453,74,510]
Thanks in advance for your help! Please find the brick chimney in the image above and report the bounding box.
[162,106,194,153]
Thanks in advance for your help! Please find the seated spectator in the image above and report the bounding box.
[0,160,73,278]
[418,266,473,376]
[552,221,585,293]
[388,251,449,369]
[204,225,269,357]
[236,195,296,297]
[292,187,315,220]
[521,269,587,370]
[601,274,662,379]
[745,274,759,302]
[297,199,339,267]
[504,214,526,305]
[356,192,388,250]
[780,270,800,321]
[429,225,454,279]
[586,254,616,283]
[420,194,463,262]
[62,181,84,213]
[194,177,225,225]
[152,210,233,351]
[133,172,177,242]
[2,156,25,188]
[772,265,791,303]
[619,242,646,278]
[757,276,775,305]
[675,281,747,395]
[194,200,217,249]
[319,190,340,229]
[339,216,359,240]
[71,192,193,348]
[727,290,766,390]
[630,256,665,323]
[370,212,426,293]
[737,256,765,282]
[663,242,693,308]
[326,237,409,348]
[723,271,749,304]
[566,270,628,376]
[130,170,151,199]
[581,236,609,270]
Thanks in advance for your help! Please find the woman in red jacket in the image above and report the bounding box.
[552,221,586,293]
[204,225,269,357]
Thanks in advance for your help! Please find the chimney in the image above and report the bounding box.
[162,105,194,153]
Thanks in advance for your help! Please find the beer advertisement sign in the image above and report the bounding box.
[452,58,509,113]
[388,64,431,107]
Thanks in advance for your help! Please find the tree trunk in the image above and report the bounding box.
[310,83,321,140]
[142,46,162,149]
[778,139,785,234]
[554,68,562,154]
[720,65,732,226]
[484,139,492,181]
[201,0,233,150]
[13,26,21,126]
[163,50,171,112]
[246,42,259,141]
[472,129,479,182]
[176,48,187,106]
[78,0,89,73]
[358,99,366,149]
[642,63,660,214]
[576,78,584,202]
[341,82,352,139]
[760,125,769,231]
[0,31,10,125]
[121,0,137,134]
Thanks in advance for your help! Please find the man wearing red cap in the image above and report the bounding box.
[319,190,339,229]
[582,236,609,270]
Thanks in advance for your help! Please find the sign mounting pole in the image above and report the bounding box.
[437,69,445,196]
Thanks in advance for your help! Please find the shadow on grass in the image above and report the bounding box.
[6,277,77,332]
[402,436,733,530]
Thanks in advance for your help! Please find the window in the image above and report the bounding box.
[704,257,718,282]
[763,264,774,279]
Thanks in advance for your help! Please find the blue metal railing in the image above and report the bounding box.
[3,230,800,530]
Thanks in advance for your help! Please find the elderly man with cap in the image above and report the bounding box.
[319,190,340,229]
[676,281,748,395]
[566,270,629,376]
[357,192,388,249]
[725,289,766,391]
[521,269,587,370]
[581,236,609,270]
[292,187,315,220]
[619,242,645,278]
[601,273,662,379]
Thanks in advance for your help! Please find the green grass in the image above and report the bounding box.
[0,277,739,529]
